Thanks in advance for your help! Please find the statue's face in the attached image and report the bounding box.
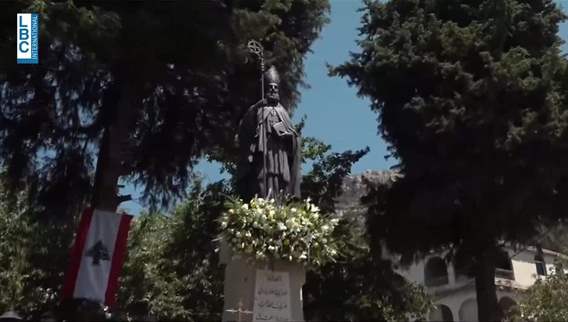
[266,82,280,103]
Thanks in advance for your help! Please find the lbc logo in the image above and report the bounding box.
[17,13,39,64]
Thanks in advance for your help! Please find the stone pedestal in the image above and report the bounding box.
[220,240,305,322]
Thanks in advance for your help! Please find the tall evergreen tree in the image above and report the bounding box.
[0,0,330,215]
[333,0,568,320]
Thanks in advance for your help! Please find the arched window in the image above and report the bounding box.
[425,257,449,286]
[459,298,478,322]
[428,304,454,321]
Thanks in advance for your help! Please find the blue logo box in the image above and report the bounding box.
[17,13,39,64]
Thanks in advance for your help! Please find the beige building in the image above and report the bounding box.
[394,246,560,321]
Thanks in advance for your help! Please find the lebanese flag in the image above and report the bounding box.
[62,208,133,306]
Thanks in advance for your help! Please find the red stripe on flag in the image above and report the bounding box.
[104,213,132,307]
[61,208,94,300]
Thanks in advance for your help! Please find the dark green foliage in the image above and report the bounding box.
[333,0,568,320]
[116,181,228,321]
[540,224,568,253]
[0,181,75,320]
[516,258,568,321]
[303,218,431,322]
[0,0,331,214]
[301,136,332,162]
[302,147,369,214]
[300,140,431,321]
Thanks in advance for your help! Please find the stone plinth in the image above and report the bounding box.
[220,240,305,322]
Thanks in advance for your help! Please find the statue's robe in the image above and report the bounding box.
[237,102,301,201]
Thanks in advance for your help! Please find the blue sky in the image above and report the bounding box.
[293,0,393,173]
[119,0,568,215]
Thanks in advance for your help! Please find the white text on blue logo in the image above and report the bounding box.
[17,13,39,64]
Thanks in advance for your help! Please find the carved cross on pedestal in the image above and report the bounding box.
[225,300,253,322]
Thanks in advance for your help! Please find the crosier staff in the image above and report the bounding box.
[247,40,270,198]
[247,40,265,100]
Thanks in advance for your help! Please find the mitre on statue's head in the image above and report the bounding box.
[264,65,280,84]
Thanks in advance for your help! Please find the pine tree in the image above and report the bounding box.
[333,0,568,320]
[0,0,330,214]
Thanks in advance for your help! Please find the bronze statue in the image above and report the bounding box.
[237,66,301,201]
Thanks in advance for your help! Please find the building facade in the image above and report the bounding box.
[338,171,563,322]
[394,246,560,321]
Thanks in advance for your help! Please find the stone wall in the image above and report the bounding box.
[334,169,399,221]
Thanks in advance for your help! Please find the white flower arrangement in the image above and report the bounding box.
[220,197,339,266]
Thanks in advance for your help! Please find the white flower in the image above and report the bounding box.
[223,197,339,265]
